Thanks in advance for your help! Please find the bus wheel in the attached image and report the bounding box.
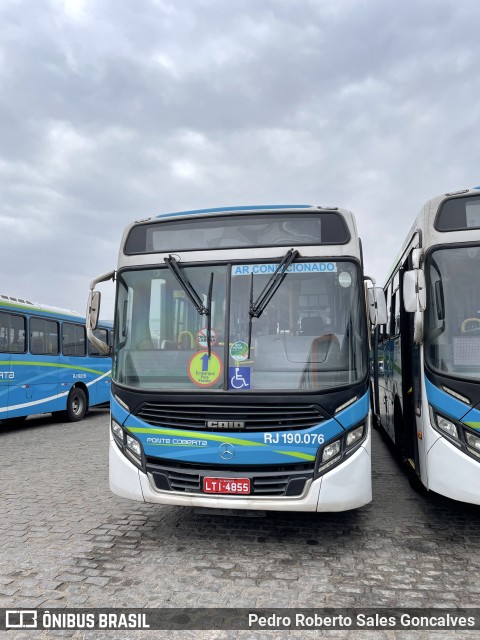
[407,468,427,495]
[66,387,87,422]
[393,401,404,454]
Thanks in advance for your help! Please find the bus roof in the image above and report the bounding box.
[0,294,83,318]
[118,204,360,268]
[383,185,480,285]
[155,205,314,219]
[0,295,114,327]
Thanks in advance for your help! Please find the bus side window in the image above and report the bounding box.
[30,318,59,355]
[63,323,86,357]
[0,311,26,353]
[0,313,7,351]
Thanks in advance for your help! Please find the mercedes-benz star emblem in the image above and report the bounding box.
[219,442,235,460]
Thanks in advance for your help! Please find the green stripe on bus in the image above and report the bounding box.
[0,361,108,376]
[273,450,315,461]
[465,422,480,430]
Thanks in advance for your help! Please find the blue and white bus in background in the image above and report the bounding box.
[372,187,480,504]
[0,294,112,424]
[87,204,385,512]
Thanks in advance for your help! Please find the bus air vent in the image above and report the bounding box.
[135,402,325,431]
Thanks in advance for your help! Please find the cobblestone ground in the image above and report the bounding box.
[1,409,480,639]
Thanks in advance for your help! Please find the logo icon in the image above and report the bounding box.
[6,611,38,629]
[219,442,235,460]
[207,421,245,430]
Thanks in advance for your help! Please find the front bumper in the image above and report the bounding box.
[427,435,480,505]
[109,428,372,512]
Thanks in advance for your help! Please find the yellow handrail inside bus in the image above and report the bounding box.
[178,331,195,349]
[460,318,480,334]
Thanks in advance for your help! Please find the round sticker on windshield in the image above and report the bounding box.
[188,351,223,387]
[339,272,352,288]
[230,341,249,361]
[196,327,218,349]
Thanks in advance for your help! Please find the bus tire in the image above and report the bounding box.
[407,468,427,495]
[393,400,404,455]
[66,387,88,422]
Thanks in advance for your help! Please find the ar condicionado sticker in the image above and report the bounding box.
[188,351,223,387]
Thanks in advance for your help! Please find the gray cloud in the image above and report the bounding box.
[1,0,480,317]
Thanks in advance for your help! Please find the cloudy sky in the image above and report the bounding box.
[1,0,480,319]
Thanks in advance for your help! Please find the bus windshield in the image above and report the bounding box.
[426,245,480,381]
[113,260,366,391]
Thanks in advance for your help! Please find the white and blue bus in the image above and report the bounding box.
[88,205,384,512]
[0,294,112,424]
[373,187,480,504]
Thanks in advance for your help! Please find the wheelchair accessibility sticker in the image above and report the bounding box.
[229,366,250,390]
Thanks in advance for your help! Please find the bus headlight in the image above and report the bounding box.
[465,431,480,457]
[429,407,480,462]
[316,423,367,476]
[111,419,124,442]
[322,439,341,462]
[346,425,364,447]
[429,407,459,441]
[111,418,144,469]
[126,434,142,459]
[436,415,458,439]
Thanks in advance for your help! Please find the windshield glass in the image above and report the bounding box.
[426,246,480,381]
[114,266,228,390]
[113,261,366,391]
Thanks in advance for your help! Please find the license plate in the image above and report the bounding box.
[203,477,251,494]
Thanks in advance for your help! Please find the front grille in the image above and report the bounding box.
[146,458,314,497]
[135,402,324,431]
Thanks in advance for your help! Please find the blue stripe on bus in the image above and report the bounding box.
[111,394,130,426]
[424,376,471,421]
[156,205,313,219]
[122,411,343,465]
[334,391,370,429]
[118,392,370,466]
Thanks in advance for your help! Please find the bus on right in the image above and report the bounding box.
[372,186,480,504]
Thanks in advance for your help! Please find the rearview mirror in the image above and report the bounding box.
[87,290,101,331]
[367,287,388,326]
[403,270,426,313]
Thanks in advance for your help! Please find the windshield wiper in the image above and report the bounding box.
[164,255,215,357]
[164,255,209,316]
[247,248,299,357]
[249,248,299,318]
[206,272,214,357]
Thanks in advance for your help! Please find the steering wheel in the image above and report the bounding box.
[460,318,480,334]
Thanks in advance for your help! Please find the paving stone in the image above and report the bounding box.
[1,410,480,640]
